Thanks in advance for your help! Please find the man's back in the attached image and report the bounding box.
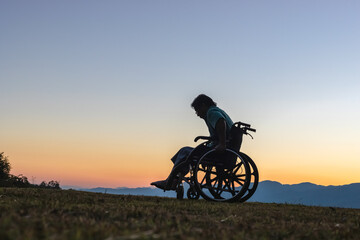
[205,105,234,143]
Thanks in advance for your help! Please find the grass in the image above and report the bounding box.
[0,188,360,240]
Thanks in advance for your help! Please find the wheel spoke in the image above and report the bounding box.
[210,176,219,183]
[231,183,239,194]
[228,180,236,196]
[234,178,244,186]
[232,163,241,174]
[235,177,245,182]
[200,173,207,185]
[231,180,235,191]
[216,179,223,195]
[212,178,219,188]
[216,187,224,196]
[236,174,247,177]
[235,176,246,182]
[224,178,234,195]
[232,162,243,174]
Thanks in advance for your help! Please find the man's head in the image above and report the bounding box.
[191,94,217,119]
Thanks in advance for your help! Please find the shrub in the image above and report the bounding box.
[0,152,61,189]
[0,152,11,180]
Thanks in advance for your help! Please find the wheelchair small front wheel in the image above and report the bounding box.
[187,186,200,200]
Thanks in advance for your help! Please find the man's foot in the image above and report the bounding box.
[151,179,178,190]
[151,180,167,190]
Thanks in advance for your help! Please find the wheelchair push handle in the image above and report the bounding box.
[246,127,256,133]
[234,121,256,133]
[194,136,212,142]
[234,121,251,128]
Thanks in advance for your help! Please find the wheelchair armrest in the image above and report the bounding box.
[194,136,212,142]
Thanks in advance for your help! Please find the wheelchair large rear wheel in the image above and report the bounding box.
[194,149,251,202]
[238,152,259,202]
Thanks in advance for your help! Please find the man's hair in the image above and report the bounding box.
[191,94,217,109]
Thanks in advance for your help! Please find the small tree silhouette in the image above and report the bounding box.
[48,180,60,189]
[0,152,61,189]
[40,181,47,188]
[0,152,11,180]
[39,180,60,189]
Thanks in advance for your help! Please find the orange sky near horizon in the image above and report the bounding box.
[6,144,360,188]
[4,110,360,188]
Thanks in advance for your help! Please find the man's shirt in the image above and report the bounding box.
[205,106,234,145]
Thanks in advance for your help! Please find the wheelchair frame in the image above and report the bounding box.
[164,121,259,203]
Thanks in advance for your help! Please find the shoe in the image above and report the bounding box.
[151,180,167,190]
[151,179,178,191]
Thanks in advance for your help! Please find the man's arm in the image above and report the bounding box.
[215,118,227,151]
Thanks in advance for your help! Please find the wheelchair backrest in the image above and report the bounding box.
[229,124,244,152]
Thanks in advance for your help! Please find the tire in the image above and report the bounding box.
[238,153,259,202]
[194,149,251,202]
[187,186,200,200]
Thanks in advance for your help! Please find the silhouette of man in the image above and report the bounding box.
[151,94,234,190]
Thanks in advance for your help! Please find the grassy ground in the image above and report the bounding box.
[0,188,360,240]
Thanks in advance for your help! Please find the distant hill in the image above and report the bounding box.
[64,181,360,209]
[250,181,360,209]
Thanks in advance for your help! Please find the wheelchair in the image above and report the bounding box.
[164,121,259,203]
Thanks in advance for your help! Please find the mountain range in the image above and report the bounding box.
[63,180,360,209]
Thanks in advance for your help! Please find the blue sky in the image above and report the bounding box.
[1,1,359,187]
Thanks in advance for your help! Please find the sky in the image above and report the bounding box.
[1,0,359,188]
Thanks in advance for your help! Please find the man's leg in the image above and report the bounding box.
[171,146,194,166]
[151,146,194,190]
[166,145,211,189]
